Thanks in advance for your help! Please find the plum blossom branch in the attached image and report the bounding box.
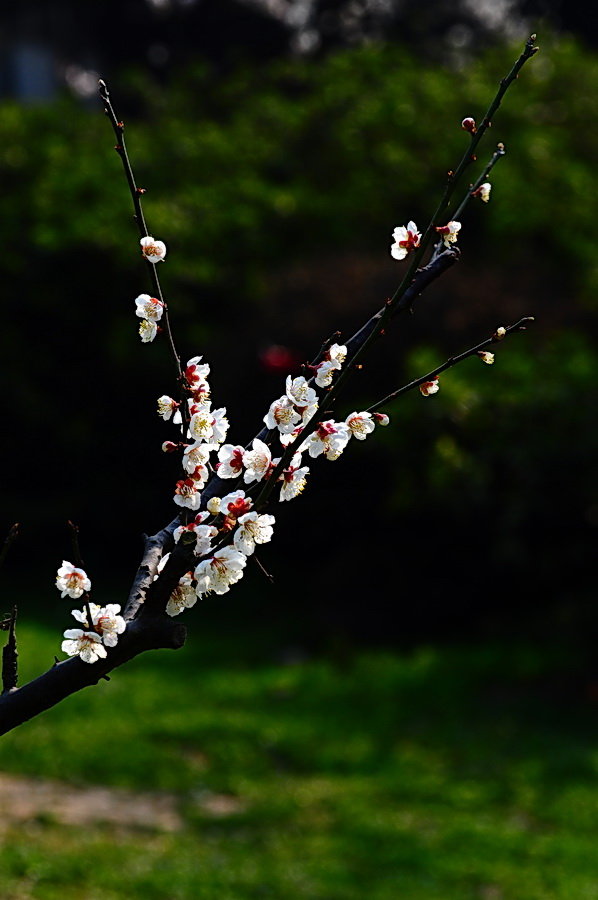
[450,142,506,225]
[367,317,535,413]
[388,34,538,313]
[98,79,182,378]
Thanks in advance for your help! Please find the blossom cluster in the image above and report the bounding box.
[134,235,167,342]
[61,603,126,664]
[56,561,127,664]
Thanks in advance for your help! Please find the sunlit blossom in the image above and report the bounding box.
[139,319,158,343]
[390,221,421,260]
[173,478,202,510]
[194,546,247,596]
[233,512,275,556]
[140,235,166,263]
[303,420,351,459]
[264,396,302,434]
[435,220,461,247]
[166,573,198,617]
[345,411,376,440]
[61,629,107,664]
[242,438,272,484]
[217,444,245,479]
[134,293,164,321]
[477,351,495,365]
[56,561,91,599]
[278,453,310,502]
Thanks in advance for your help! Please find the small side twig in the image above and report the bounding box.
[0,523,19,573]
[68,520,97,633]
[98,79,182,380]
[367,317,535,412]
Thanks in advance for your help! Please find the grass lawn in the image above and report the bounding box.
[1,620,597,899]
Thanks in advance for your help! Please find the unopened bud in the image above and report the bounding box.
[477,351,495,365]
[161,441,178,453]
[461,117,477,134]
[207,497,221,516]
[494,326,507,341]
[373,412,390,426]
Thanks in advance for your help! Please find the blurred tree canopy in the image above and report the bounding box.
[1,33,595,641]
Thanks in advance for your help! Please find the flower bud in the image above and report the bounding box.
[494,326,507,341]
[461,117,477,134]
[207,497,221,516]
[161,441,178,453]
[420,378,439,397]
[373,413,390,426]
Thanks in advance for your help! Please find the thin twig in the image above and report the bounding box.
[68,520,97,634]
[367,317,535,412]
[98,79,182,379]
[0,524,19,573]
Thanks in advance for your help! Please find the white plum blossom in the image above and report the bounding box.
[194,546,247,596]
[233,512,275,556]
[391,221,421,260]
[420,378,440,396]
[71,603,126,647]
[56,561,91,599]
[285,375,318,410]
[479,182,492,203]
[219,489,253,520]
[188,403,228,445]
[183,356,211,395]
[135,294,164,321]
[264,396,302,434]
[477,351,495,365]
[314,342,347,388]
[242,438,272,484]
[278,453,310,502]
[139,319,158,343]
[280,426,304,448]
[315,360,339,388]
[157,395,180,421]
[300,400,319,427]
[140,235,166,263]
[173,478,202,510]
[166,573,198,617]
[217,444,245,479]
[61,629,107,664]
[303,420,351,460]
[435,220,461,247]
[174,519,217,556]
[182,442,213,476]
[93,605,126,647]
[345,411,376,440]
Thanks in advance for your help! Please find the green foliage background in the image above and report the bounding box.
[1,32,595,634]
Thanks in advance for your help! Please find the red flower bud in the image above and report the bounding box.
[461,117,477,134]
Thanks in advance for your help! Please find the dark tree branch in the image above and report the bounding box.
[1,606,18,694]
[0,615,186,735]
